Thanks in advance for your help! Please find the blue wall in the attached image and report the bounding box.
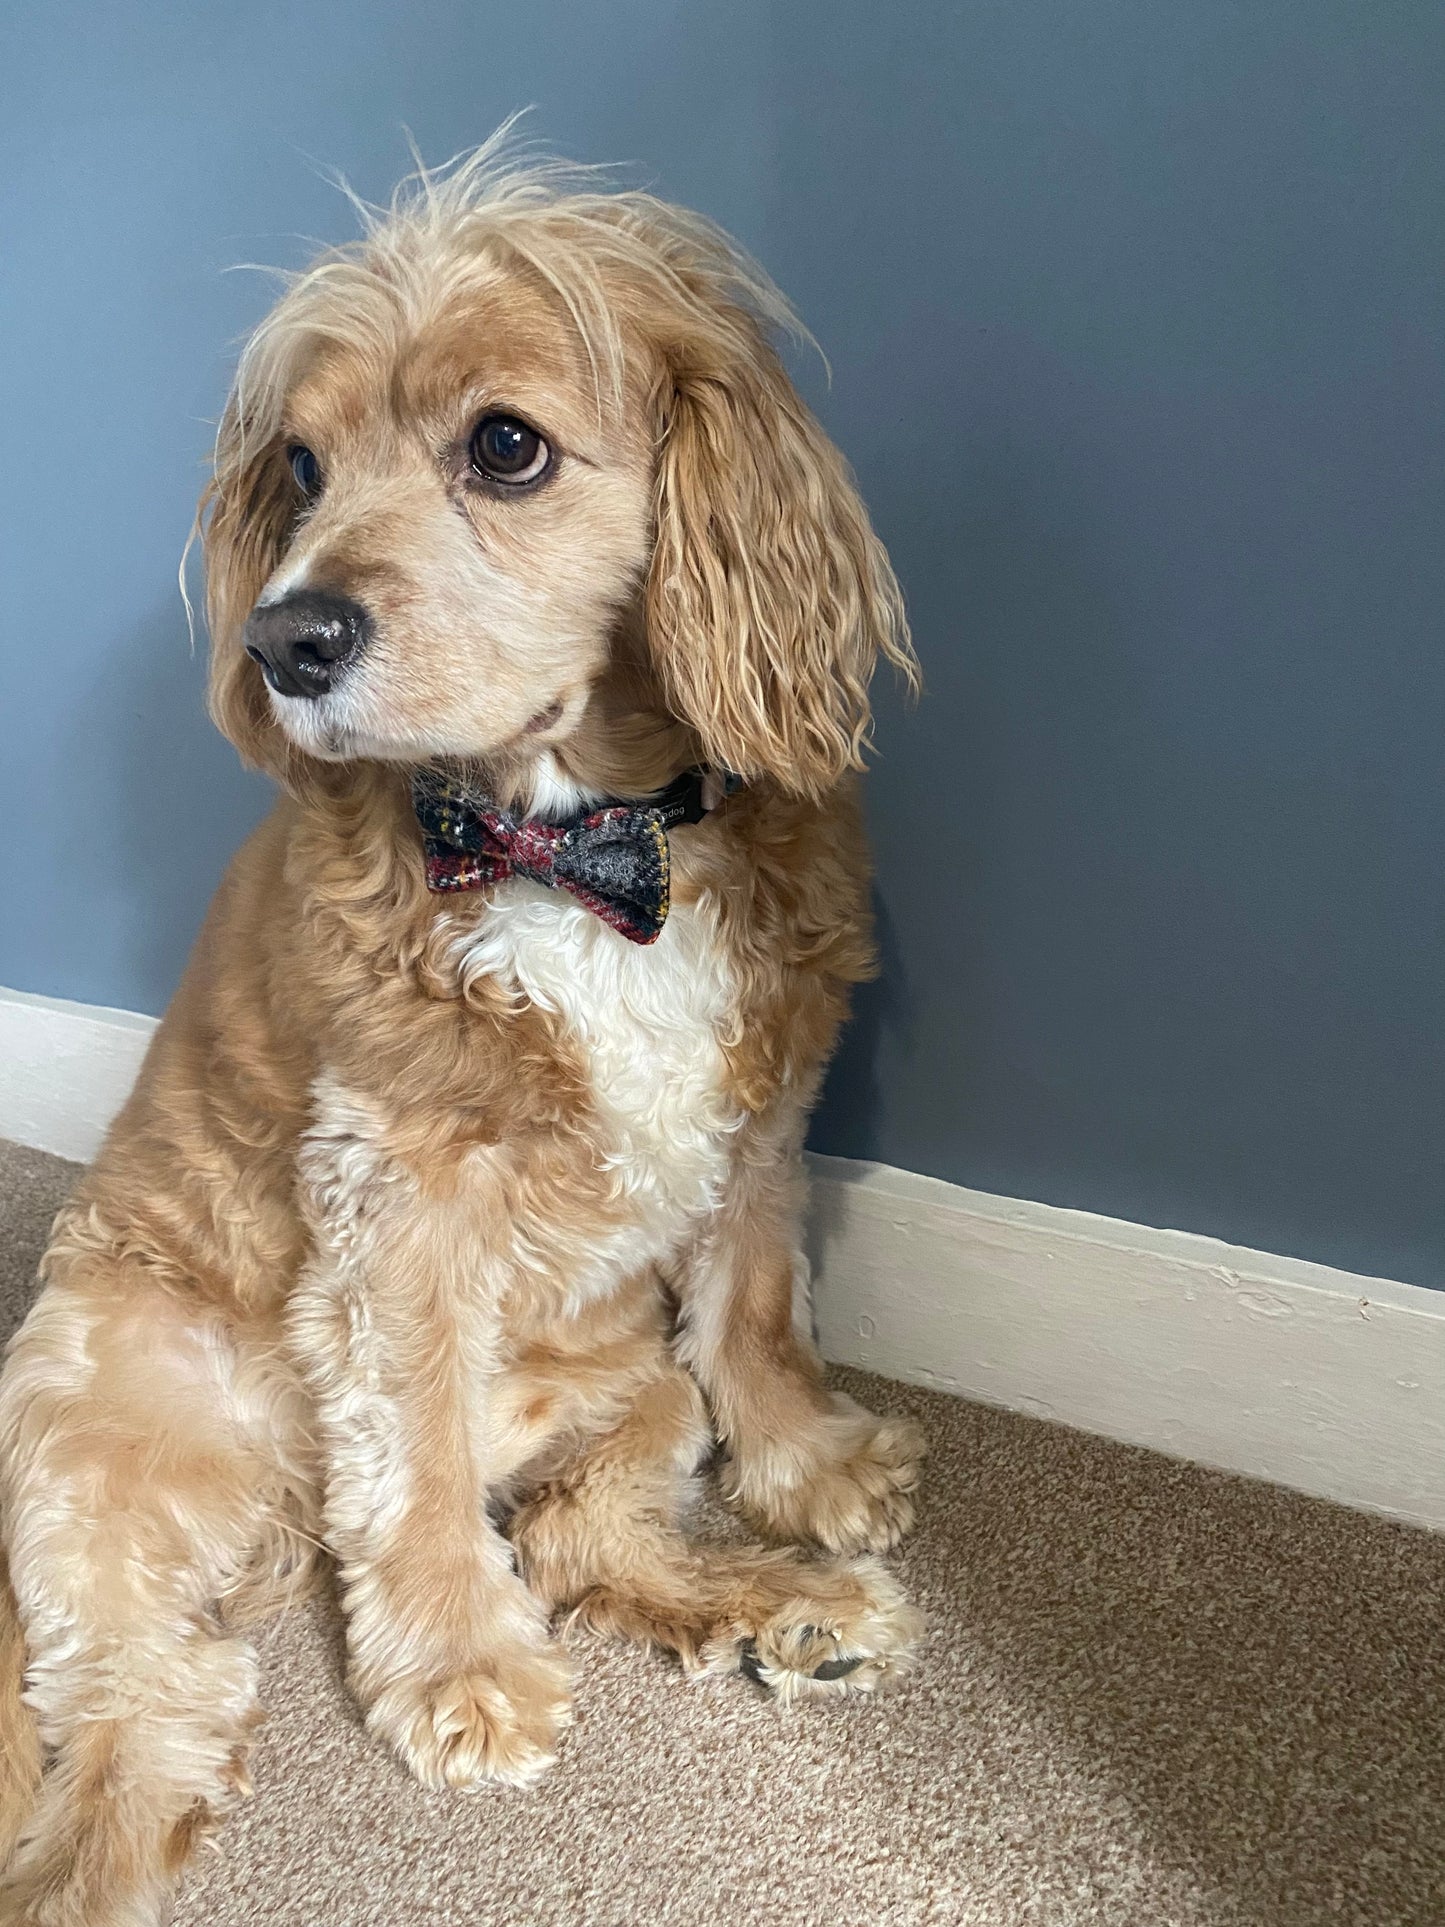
[2,4,1442,1287]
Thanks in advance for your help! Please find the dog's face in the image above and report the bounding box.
[241,270,656,774]
[203,165,914,803]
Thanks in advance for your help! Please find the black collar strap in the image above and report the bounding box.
[609,764,744,831]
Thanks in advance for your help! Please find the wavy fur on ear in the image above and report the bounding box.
[200,416,332,798]
[647,324,916,798]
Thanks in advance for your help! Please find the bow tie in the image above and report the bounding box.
[411,767,738,945]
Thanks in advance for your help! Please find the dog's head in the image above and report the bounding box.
[202,141,915,808]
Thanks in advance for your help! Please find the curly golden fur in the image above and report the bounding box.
[0,133,923,1925]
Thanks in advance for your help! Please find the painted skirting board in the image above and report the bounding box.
[0,986,158,1164]
[3,983,1443,1530]
[807,1157,1444,1532]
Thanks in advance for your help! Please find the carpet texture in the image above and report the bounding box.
[1,1137,1441,1926]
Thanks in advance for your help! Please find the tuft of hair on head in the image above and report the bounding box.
[197,120,918,797]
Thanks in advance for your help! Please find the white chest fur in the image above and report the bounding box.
[450,879,742,1261]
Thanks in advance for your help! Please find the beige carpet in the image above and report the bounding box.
[1,1139,1442,1926]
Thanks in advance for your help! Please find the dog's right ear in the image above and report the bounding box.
[643,304,915,801]
[199,404,324,796]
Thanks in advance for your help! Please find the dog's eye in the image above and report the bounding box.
[469,414,550,487]
[288,444,323,499]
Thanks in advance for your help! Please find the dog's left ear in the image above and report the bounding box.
[645,326,916,798]
[199,403,331,800]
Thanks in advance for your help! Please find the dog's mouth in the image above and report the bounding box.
[263,678,580,770]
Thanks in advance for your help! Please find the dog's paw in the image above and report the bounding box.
[366,1640,573,1791]
[703,1554,923,1703]
[727,1400,925,1554]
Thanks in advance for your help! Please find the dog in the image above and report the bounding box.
[0,135,923,1924]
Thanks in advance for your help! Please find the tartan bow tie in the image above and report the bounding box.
[411,766,737,945]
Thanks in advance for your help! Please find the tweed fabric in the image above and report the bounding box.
[1,1140,1442,1927]
[411,768,724,943]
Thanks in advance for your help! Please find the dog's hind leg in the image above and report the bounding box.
[0,1261,311,1927]
[0,1555,41,1871]
[509,1359,923,1703]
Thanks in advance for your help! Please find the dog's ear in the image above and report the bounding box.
[645,326,915,798]
[199,407,327,798]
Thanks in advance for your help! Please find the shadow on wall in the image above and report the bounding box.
[808,891,915,1166]
[76,600,272,1014]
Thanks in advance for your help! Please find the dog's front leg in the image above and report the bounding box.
[289,1100,571,1790]
[676,1113,924,1556]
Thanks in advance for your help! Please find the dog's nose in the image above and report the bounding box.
[243,589,371,700]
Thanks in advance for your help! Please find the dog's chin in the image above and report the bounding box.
[265,689,574,772]
[267,703,408,764]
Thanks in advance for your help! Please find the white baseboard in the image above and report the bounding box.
[0,986,157,1163]
[3,983,1443,1530]
[806,1155,1445,1531]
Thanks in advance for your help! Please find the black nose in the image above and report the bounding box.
[243,589,371,700]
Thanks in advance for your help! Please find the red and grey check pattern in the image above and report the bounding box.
[412,774,675,944]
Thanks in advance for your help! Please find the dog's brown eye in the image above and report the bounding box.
[288,444,323,499]
[469,414,550,486]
